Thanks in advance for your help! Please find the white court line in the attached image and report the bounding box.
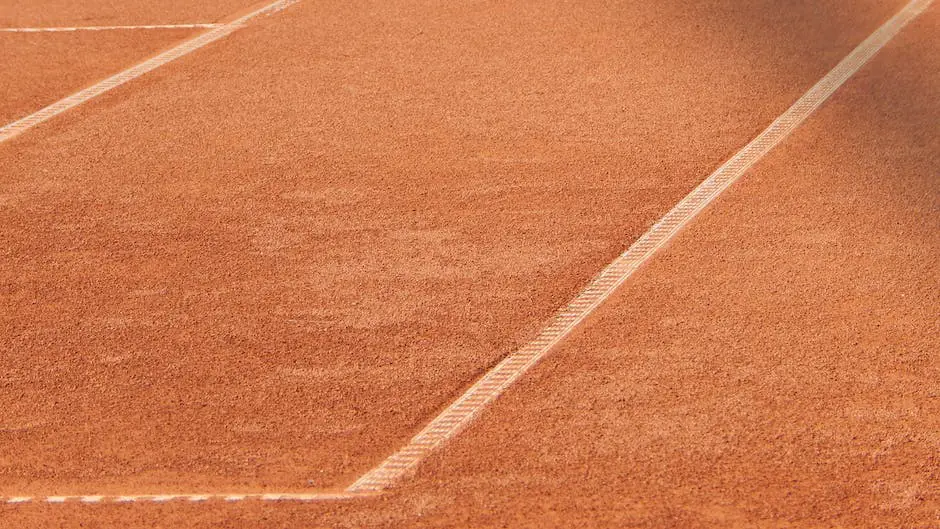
[0,0,931,507]
[346,0,934,493]
[0,24,222,32]
[0,493,367,504]
[0,0,300,144]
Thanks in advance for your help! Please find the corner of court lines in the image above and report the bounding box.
[0,0,302,144]
[0,491,384,506]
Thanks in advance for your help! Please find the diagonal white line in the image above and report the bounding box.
[0,24,223,32]
[0,0,300,144]
[346,0,934,493]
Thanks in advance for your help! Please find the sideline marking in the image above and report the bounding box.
[0,0,931,507]
[0,24,223,32]
[346,0,934,493]
[0,0,300,144]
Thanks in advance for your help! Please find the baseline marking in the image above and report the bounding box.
[0,0,931,506]
[0,24,223,32]
[0,0,300,144]
[346,0,934,493]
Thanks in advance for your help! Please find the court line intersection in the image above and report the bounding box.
[0,0,299,143]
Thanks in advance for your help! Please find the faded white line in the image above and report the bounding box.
[0,492,368,504]
[0,0,299,143]
[346,0,934,493]
[0,24,223,32]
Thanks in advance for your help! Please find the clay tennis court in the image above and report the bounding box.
[1,0,937,526]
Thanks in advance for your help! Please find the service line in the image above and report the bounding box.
[0,0,300,143]
[0,0,932,507]
[0,24,223,32]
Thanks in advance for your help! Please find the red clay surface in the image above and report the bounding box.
[0,0,913,494]
[0,30,197,123]
[1,0,936,526]
[0,0,256,27]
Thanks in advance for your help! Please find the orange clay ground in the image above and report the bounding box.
[0,0,936,527]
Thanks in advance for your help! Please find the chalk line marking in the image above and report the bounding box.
[346,0,934,493]
[0,0,300,144]
[0,0,930,507]
[0,24,222,32]
[0,493,366,504]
